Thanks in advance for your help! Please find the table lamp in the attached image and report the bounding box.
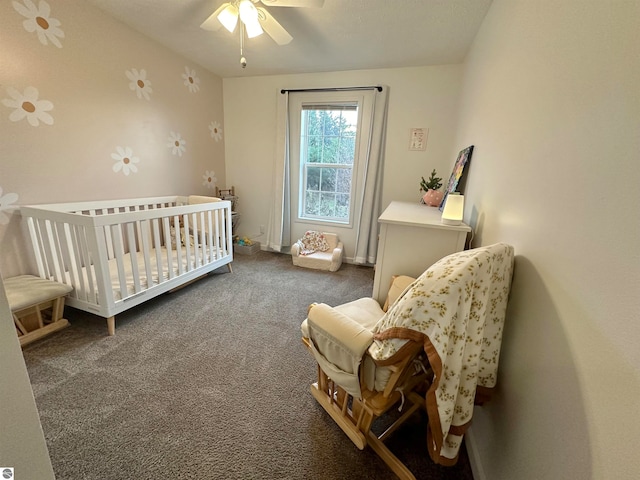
[441,193,464,225]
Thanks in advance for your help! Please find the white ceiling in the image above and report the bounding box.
[85,0,493,78]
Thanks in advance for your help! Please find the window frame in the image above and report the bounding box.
[289,91,371,230]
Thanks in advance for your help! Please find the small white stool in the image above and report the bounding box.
[5,275,73,347]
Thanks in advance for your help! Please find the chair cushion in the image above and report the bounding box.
[301,297,384,338]
[5,275,73,311]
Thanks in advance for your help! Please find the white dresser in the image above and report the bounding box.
[372,201,472,304]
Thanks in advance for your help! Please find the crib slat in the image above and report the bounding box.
[44,221,64,284]
[183,214,192,270]
[214,209,221,260]
[26,217,47,279]
[162,216,174,278]
[152,218,164,284]
[77,225,96,303]
[173,216,184,276]
[206,210,214,262]
[111,225,128,299]
[62,222,84,301]
[139,219,154,288]
[126,222,141,293]
[35,219,53,280]
[191,213,200,268]
[69,225,88,302]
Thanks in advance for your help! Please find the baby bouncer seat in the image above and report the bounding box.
[301,243,514,479]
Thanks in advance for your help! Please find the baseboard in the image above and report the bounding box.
[466,426,487,480]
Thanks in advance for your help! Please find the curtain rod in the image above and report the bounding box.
[280,86,383,94]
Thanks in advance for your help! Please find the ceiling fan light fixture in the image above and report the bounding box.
[244,18,264,38]
[218,4,239,33]
[238,1,264,37]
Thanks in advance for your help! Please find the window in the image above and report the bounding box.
[299,104,358,223]
[288,90,374,242]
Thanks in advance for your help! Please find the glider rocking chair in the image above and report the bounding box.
[301,243,514,479]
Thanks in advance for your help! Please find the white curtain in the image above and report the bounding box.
[353,86,389,264]
[267,86,389,262]
[266,90,290,252]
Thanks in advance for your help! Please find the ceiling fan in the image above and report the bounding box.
[200,0,325,47]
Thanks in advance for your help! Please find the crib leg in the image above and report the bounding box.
[106,316,115,336]
[227,263,233,273]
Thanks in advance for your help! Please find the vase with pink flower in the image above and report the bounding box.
[420,169,444,207]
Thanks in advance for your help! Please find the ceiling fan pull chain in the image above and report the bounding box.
[240,21,247,68]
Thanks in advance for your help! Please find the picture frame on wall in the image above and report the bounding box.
[439,145,474,211]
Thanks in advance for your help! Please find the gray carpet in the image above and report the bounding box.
[23,251,474,480]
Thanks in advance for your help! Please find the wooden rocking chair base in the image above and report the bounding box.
[307,342,431,480]
[310,379,427,480]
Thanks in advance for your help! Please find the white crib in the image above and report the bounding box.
[21,195,233,335]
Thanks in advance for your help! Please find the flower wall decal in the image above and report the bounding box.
[0,187,19,225]
[13,0,64,48]
[111,146,140,176]
[167,131,187,157]
[202,170,217,189]
[2,86,54,126]
[209,121,223,142]
[126,68,153,101]
[182,67,200,93]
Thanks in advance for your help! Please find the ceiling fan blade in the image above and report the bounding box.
[260,0,324,7]
[257,7,293,45]
[200,3,230,31]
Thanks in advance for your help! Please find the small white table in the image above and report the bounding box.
[372,201,471,304]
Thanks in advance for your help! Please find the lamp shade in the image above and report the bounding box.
[239,0,263,38]
[218,4,239,32]
[441,193,464,225]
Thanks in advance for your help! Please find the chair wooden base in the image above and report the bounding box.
[13,297,70,347]
[306,338,431,480]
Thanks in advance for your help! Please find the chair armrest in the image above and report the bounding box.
[331,242,344,262]
[307,303,373,373]
[306,303,374,398]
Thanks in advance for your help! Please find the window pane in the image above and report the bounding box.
[322,136,340,163]
[307,167,321,190]
[320,168,336,192]
[306,111,323,135]
[336,194,350,219]
[336,168,352,193]
[305,190,320,216]
[319,192,336,217]
[338,136,355,164]
[307,136,322,163]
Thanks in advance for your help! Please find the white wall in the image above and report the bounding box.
[456,1,640,479]
[222,66,463,255]
[0,276,55,479]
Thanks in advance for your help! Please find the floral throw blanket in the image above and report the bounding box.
[295,231,330,256]
[369,243,514,466]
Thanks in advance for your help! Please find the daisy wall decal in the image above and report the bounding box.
[125,68,153,101]
[202,170,217,189]
[0,187,19,225]
[167,131,187,157]
[209,121,223,142]
[111,146,140,176]
[182,67,200,93]
[2,86,54,126]
[13,0,64,48]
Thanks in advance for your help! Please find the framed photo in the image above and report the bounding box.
[409,128,428,151]
[439,145,474,210]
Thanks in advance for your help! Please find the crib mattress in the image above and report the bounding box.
[61,245,227,304]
